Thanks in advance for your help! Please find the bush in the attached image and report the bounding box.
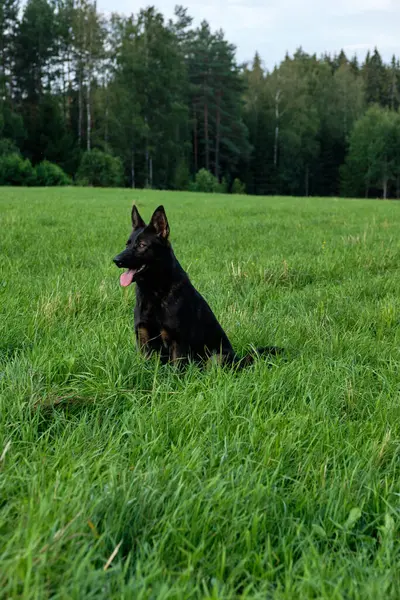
[192,168,220,193]
[231,178,246,194]
[0,153,36,186]
[76,149,123,187]
[35,160,71,186]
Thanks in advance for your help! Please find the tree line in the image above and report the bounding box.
[1,0,400,197]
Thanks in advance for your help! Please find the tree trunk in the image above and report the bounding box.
[383,177,388,200]
[66,46,72,129]
[145,145,149,187]
[0,38,4,99]
[131,148,135,189]
[104,99,109,145]
[193,103,198,173]
[215,90,221,180]
[61,50,67,123]
[149,157,153,188]
[104,73,109,145]
[77,5,84,147]
[86,18,92,152]
[274,89,281,168]
[78,67,83,146]
[305,165,309,197]
[86,69,91,151]
[365,176,369,198]
[204,93,209,171]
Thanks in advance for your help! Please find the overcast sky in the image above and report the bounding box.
[96,0,400,69]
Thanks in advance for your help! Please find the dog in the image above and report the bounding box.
[113,204,282,368]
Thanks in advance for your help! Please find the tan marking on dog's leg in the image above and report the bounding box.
[137,327,150,355]
[160,328,169,348]
[170,341,177,362]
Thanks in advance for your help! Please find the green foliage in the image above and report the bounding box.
[35,160,71,186]
[0,0,19,101]
[0,138,20,156]
[0,153,36,185]
[109,7,189,188]
[242,53,272,195]
[76,149,123,187]
[0,152,72,187]
[0,102,26,148]
[192,168,220,193]
[231,177,246,194]
[362,49,390,106]
[188,22,251,180]
[2,0,400,195]
[2,189,400,596]
[15,0,57,99]
[341,105,400,198]
[20,93,76,168]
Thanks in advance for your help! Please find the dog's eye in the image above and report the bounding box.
[138,241,146,249]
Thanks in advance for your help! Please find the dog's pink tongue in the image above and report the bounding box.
[120,269,135,287]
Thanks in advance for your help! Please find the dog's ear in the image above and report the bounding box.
[131,204,145,230]
[149,205,170,239]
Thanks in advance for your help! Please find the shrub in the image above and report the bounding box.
[0,153,36,186]
[35,160,71,186]
[76,149,123,187]
[231,178,246,194]
[192,168,220,193]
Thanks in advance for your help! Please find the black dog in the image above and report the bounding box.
[113,204,281,368]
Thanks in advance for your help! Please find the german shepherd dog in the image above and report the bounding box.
[113,204,281,368]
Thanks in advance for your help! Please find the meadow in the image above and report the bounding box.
[1,187,400,599]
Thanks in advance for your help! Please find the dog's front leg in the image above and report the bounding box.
[135,326,152,358]
[135,325,163,359]
[169,340,189,369]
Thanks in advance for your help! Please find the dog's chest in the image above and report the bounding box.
[135,289,178,333]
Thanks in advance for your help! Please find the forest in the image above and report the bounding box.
[1,0,400,197]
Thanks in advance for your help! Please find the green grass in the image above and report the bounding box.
[1,187,400,599]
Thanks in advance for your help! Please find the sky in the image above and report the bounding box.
[96,0,400,69]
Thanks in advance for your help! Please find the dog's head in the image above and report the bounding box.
[113,204,170,287]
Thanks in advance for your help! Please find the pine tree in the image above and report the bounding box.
[15,0,58,100]
[14,0,61,162]
[109,8,188,188]
[187,21,250,181]
[0,0,24,146]
[388,55,400,110]
[362,48,389,106]
[71,0,105,151]
[0,0,19,100]
[242,52,272,194]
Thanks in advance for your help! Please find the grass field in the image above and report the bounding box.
[1,187,400,599]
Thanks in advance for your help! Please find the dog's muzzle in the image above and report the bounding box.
[113,252,126,268]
